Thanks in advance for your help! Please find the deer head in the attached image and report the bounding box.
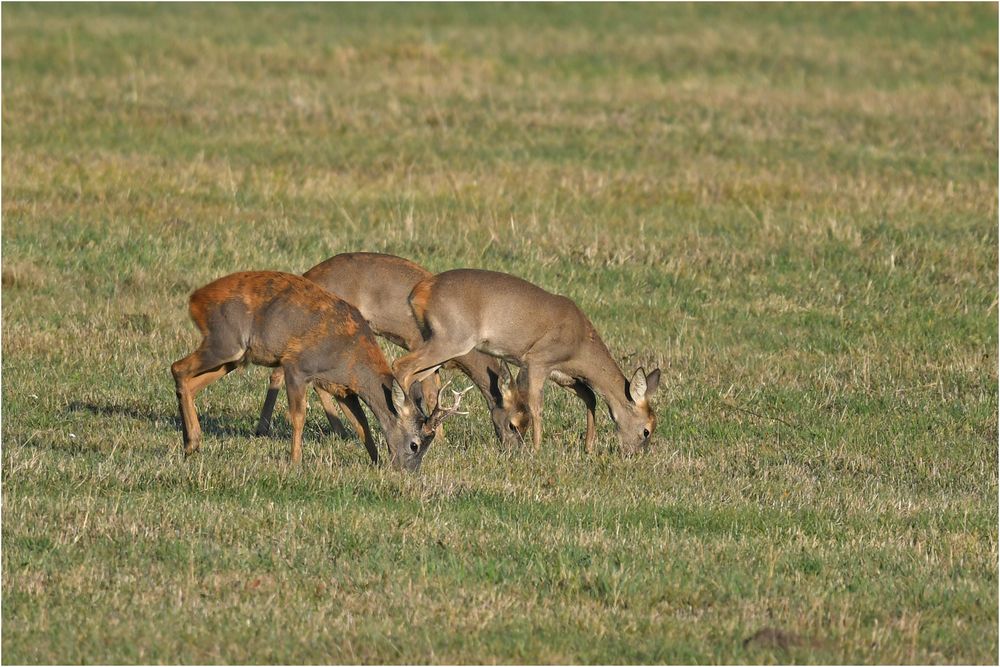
[387,379,472,472]
[489,360,530,447]
[614,367,661,455]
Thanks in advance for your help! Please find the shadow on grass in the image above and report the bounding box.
[67,400,257,439]
[65,400,355,442]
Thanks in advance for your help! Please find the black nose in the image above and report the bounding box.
[409,441,419,453]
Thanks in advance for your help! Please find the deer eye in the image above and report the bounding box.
[642,428,650,439]
[409,441,420,453]
[508,422,517,432]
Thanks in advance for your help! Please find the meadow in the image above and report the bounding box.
[2,3,997,663]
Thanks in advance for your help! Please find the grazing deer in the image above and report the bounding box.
[255,253,528,447]
[170,271,467,470]
[393,269,661,454]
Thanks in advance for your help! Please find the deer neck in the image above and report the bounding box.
[572,333,631,424]
[345,347,400,430]
[356,372,399,429]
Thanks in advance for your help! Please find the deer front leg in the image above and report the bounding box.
[284,370,308,464]
[314,387,351,438]
[393,338,475,393]
[255,367,285,436]
[524,365,549,452]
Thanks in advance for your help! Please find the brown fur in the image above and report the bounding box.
[172,271,430,467]
[407,276,436,338]
[257,254,526,448]
[335,314,359,337]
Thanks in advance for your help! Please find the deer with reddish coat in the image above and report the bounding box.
[171,271,466,470]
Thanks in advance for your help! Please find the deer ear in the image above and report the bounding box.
[408,380,430,417]
[490,360,521,407]
[390,379,407,414]
[499,360,515,395]
[628,367,647,404]
[644,368,661,399]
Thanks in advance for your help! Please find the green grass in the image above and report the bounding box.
[2,2,997,663]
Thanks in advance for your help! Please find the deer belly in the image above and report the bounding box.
[245,333,286,367]
[550,370,576,386]
[477,339,521,362]
[246,347,281,367]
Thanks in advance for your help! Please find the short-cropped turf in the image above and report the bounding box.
[2,3,996,663]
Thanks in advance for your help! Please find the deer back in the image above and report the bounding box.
[303,252,430,349]
[189,271,389,386]
[410,269,592,360]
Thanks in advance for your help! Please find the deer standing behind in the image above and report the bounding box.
[255,253,527,447]
[393,269,661,453]
[170,271,466,470]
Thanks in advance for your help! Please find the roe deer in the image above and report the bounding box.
[254,252,527,447]
[392,269,661,454]
[170,271,467,470]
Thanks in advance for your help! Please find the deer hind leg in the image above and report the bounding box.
[283,368,308,464]
[171,347,243,457]
[314,387,351,438]
[336,394,378,465]
[255,367,285,436]
[393,337,475,393]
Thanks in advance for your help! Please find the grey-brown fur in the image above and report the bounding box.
[393,269,662,453]
[255,253,527,447]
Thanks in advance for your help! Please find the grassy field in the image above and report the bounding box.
[2,3,997,664]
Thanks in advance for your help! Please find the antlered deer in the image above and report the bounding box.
[170,271,467,470]
[393,269,661,453]
[254,253,527,447]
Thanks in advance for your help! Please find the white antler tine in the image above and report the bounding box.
[435,378,454,406]
[423,380,471,432]
[450,385,474,415]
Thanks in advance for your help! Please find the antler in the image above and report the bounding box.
[422,380,474,435]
